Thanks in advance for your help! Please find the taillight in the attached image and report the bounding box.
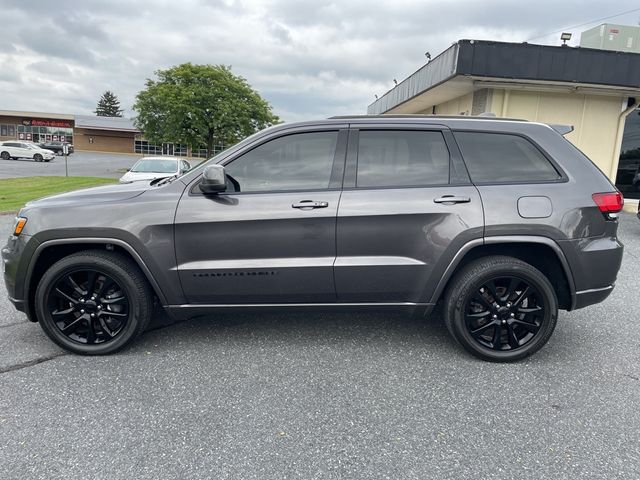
[592,192,623,214]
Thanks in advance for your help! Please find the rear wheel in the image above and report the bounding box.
[0,151,9,160]
[35,250,154,355]
[34,153,43,162]
[444,255,558,362]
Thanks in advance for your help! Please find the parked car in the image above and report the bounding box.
[39,141,74,155]
[2,116,624,361]
[0,141,56,162]
[119,157,192,183]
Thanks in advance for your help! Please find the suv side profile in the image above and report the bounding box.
[2,116,624,361]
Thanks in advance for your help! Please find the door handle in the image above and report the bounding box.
[292,200,329,209]
[433,195,471,204]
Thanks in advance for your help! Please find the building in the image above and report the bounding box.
[367,32,640,207]
[0,110,221,158]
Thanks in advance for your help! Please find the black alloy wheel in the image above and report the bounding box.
[46,269,130,345]
[34,153,43,162]
[35,250,154,355]
[464,276,544,351]
[0,151,10,160]
[444,255,558,362]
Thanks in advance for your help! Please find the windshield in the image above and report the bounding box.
[25,143,38,150]
[131,159,178,173]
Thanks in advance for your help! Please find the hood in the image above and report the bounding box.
[24,181,148,209]
[120,171,175,183]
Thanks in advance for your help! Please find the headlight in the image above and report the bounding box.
[12,217,27,236]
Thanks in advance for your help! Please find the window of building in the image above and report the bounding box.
[454,132,561,183]
[17,124,73,144]
[0,124,17,138]
[615,109,640,200]
[356,130,450,188]
[224,131,338,193]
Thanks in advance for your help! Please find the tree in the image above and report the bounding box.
[133,63,279,157]
[95,91,124,117]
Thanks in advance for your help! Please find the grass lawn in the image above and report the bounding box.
[0,176,116,213]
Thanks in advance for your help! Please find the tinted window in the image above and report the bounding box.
[356,130,449,187]
[455,132,560,183]
[225,131,338,192]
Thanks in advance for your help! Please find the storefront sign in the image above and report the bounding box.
[22,118,73,128]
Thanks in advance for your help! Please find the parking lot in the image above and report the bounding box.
[0,151,203,180]
[1,213,639,479]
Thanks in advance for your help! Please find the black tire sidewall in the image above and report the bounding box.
[447,259,558,362]
[35,255,146,355]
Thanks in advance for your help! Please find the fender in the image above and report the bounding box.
[428,235,577,309]
[24,238,169,319]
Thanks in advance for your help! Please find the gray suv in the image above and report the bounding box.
[2,116,624,361]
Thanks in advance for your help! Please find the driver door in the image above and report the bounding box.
[174,127,348,304]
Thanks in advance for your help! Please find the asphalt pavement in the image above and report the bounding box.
[1,213,639,479]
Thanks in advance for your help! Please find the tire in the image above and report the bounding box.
[444,255,558,362]
[34,154,43,162]
[0,151,9,160]
[34,250,154,355]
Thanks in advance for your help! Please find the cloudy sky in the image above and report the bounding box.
[1,0,639,122]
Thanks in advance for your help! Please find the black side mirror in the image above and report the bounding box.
[199,164,227,194]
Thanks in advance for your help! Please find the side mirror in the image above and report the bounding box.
[199,164,227,194]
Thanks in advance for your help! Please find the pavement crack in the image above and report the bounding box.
[0,352,67,374]
[0,321,29,329]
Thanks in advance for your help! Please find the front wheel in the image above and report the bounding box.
[0,151,10,160]
[444,255,558,362]
[34,153,43,162]
[34,250,154,355]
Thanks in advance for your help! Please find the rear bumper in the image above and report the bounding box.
[559,234,623,310]
[573,285,615,310]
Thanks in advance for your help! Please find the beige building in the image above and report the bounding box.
[367,38,640,210]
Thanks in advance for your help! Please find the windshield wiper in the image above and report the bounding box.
[151,174,179,186]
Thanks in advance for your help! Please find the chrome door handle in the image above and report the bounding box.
[433,195,471,204]
[292,200,329,209]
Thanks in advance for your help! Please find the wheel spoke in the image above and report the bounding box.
[491,324,503,350]
[98,318,115,338]
[518,305,543,314]
[101,295,125,305]
[85,317,96,344]
[471,292,492,309]
[86,271,98,296]
[65,275,85,296]
[484,280,499,302]
[512,286,531,307]
[54,288,78,305]
[504,277,520,302]
[61,316,84,333]
[52,306,75,317]
[100,310,127,318]
[469,320,496,337]
[506,324,520,349]
[512,319,540,333]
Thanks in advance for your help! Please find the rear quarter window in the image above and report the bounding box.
[454,131,561,183]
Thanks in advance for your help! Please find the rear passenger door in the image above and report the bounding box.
[335,125,484,304]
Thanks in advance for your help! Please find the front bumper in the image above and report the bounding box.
[2,232,34,317]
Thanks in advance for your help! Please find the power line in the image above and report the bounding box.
[527,6,640,41]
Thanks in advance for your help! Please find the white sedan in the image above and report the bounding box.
[0,141,56,162]
[119,157,192,183]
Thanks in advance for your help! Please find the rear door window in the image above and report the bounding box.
[454,132,561,183]
[356,130,450,187]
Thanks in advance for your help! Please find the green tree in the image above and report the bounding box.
[95,90,124,117]
[133,63,279,157]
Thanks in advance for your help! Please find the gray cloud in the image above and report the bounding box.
[1,0,639,121]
